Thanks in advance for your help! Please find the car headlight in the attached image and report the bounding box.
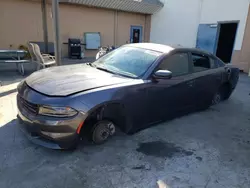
[38,106,78,117]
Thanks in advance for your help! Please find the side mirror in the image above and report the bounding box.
[153,70,172,79]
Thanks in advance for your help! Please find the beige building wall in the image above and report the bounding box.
[0,0,44,49]
[232,5,250,73]
[144,15,152,43]
[0,0,151,58]
[116,11,147,46]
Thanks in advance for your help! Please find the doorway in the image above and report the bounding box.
[215,22,238,63]
[130,26,142,43]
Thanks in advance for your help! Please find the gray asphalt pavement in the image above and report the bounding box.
[0,73,250,188]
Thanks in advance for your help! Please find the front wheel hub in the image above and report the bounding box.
[107,122,115,136]
[92,120,116,144]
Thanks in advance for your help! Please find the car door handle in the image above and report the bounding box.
[187,80,195,87]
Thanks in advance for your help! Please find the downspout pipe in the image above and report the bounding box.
[41,0,49,53]
[52,0,62,66]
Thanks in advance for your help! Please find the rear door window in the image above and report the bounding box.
[210,57,218,69]
[213,57,225,67]
[191,53,211,72]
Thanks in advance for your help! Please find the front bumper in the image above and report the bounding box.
[17,109,81,149]
[16,82,89,149]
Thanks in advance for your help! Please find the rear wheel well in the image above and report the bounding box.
[80,103,127,136]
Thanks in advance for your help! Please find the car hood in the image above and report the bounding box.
[25,64,133,96]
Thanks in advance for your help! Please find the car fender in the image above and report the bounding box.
[84,101,133,134]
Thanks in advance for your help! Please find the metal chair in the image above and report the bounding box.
[27,42,39,69]
[29,43,56,70]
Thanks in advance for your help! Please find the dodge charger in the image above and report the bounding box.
[17,43,239,149]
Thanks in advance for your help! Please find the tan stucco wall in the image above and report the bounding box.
[0,0,44,49]
[116,11,147,45]
[59,4,115,57]
[144,15,151,43]
[232,5,250,73]
[0,0,151,57]
[231,50,249,73]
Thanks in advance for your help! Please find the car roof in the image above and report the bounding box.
[124,43,174,53]
[124,43,213,56]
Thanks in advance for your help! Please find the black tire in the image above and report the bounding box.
[212,90,222,105]
[222,85,232,101]
[212,84,231,105]
[91,120,116,144]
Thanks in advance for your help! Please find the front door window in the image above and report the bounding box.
[157,53,190,77]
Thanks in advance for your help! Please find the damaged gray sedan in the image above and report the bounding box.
[17,43,239,149]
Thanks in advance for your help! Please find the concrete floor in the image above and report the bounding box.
[0,72,250,188]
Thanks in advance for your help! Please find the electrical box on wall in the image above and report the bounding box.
[84,32,101,50]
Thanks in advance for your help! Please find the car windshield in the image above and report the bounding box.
[91,46,162,78]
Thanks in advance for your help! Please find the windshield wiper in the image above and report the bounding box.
[96,66,117,75]
[86,62,95,67]
[87,63,116,74]
[107,66,137,78]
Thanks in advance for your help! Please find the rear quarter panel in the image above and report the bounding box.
[228,66,240,89]
[220,65,239,88]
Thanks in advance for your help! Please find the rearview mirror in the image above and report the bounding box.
[153,70,172,79]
